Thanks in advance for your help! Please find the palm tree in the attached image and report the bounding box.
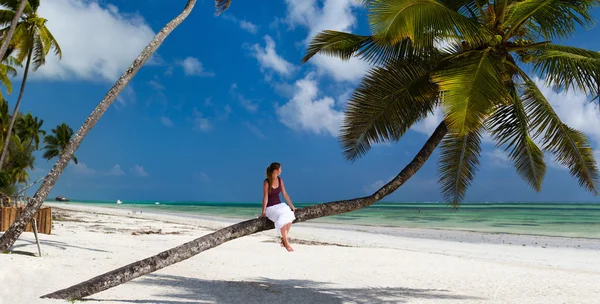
[0,0,28,65]
[16,112,44,150]
[0,0,226,252]
[0,0,62,171]
[42,123,77,164]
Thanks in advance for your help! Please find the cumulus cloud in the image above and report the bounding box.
[131,165,149,177]
[250,35,295,77]
[240,20,259,34]
[32,0,156,81]
[107,164,125,176]
[71,162,96,176]
[192,108,212,132]
[283,0,370,82]
[276,73,344,136]
[177,57,214,77]
[160,116,173,127]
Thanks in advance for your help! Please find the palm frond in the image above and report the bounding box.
[521,77,599,194]
[529,44,600,98]
[433,48,509,136]
[341,57,439,160]
[215,0,231,16]
[367,0,489,49]
[438,127,483,207]
[302,30,425,66]
[488,84,546,191]
[503,0,598,40]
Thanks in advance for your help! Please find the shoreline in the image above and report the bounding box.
[2,202,599,303]
[45,202,600,251]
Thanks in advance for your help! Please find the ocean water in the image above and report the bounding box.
[52,200,600,239]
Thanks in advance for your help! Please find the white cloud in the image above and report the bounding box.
[485,149,511,168]
[107,164,125,176]
[160,116,173,127]
[71,162,96,176]
[284,0,370,82]
[230,83,258,112]
[240,20,258,34]
[32,0,156,81]
[195,172,210,183]
[250,35,295,77]
[244,122,267,139]
[131,165,148,177]
[192,109,212,132]
[534,78,600,143]
[364,175,395,194]
[177,57,214,77]
[276,73,344,136]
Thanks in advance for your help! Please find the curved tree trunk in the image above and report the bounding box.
[0,0,198,253]
[0,0,26,62]
[41,122,448,301]
[0,46,32,170]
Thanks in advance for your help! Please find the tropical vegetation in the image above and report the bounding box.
[0,0,62,171]
[0,98,74,203]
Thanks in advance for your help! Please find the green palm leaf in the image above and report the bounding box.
[488,85,546,191]
[302,30,424,66]
[341,58,439,161]
[367,0,488,48]
[433,48,509,136]
[438,128,483,206]
[521,78,599,194]
[529,44,600,97]
[503,0,597,39]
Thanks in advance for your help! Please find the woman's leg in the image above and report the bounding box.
[280,223,293,252]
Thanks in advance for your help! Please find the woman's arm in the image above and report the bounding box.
[262,180,268,216]
[280,178,295,211]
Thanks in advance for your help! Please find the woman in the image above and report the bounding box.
[262,162,296,252]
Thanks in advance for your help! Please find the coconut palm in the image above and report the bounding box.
[42,123,77,164]
[16,112,44,150]
[0,0,231,253]
[0,0,62,171]
[302,0,600,204]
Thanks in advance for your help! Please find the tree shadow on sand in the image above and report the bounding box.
[9,238,110,253]
[89,273,484,304]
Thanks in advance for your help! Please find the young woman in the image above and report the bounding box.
[262,162,296,252]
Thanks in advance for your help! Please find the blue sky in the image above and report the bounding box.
[11,0,600,203]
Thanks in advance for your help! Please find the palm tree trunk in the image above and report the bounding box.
[0,47,33,171]
[41,122,448,301]
[0,0,198,252]
[0,0,26,61]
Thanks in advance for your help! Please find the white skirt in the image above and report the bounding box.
[265,203,296,235]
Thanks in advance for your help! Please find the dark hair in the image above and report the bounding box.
[266,162,281,193]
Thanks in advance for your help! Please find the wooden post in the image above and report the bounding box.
[32,218,41,257]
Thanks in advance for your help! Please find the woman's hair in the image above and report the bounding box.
[266,162,281,193]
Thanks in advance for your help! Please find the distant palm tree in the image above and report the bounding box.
[43,123,77,165]
[16,112,45,150]
[0,0,62,170]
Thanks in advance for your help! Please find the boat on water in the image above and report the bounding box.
[116,200,122,204]
[55,196,70,202]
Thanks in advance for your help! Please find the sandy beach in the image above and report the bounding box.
[1,203,599,304]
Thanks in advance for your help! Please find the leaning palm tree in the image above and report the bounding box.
[0,0,232,252]
[0,0,62,171]
[42,123,77,164]
[37,0,600,301]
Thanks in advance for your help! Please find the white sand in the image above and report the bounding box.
[1,203,599,304]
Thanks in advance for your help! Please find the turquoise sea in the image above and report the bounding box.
[52,200,600,239]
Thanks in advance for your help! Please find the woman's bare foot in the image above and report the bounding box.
[284,244,294,252]
[280,239,285,247]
